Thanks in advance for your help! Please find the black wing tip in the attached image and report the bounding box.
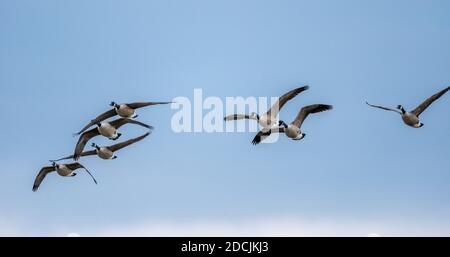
[223,115,237,121]
[365,101,378,109]
[32,186,38,192]
[251,136,261,145]
[316,104,333,111]
[150,101,173,105]
[294,85,310,92]
[325,104,333,110]
[365,100,373,106]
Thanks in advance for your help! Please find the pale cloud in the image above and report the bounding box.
[3,216,450,237]
[79,217,390,237]
[0,218,25,237]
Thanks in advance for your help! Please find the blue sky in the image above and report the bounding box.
[1,0,450,236]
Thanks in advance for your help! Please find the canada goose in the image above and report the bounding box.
[224,86,310,129]
[366,86,450,128]
[73,118,153,160]
[32,162,97,192]
[76,101,171,135]
[51,132,150,161]
[252,104,333,145]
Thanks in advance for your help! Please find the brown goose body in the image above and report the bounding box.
[73,119,152,160]
[32,162,97,192]
[366,86,450,128]
[76,101,171,135]
[224,86,310,129]
[252,104,333,145]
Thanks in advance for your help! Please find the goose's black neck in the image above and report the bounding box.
[279,120,288,128]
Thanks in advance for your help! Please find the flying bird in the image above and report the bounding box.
[76,101,171,135]
[73,118,153,160]
[366,86,450,128]
[32,162,97,192]
[252,104,333,145]
[224,86,310,130]
[51,132,151,161]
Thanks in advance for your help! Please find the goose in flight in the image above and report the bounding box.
[252,104,333,145]
[366,86,450,128]
[51,132,150,161]
[224,86,309,129]
[76,101,171,135]
[32,162,97,192]
[73,118,153,160]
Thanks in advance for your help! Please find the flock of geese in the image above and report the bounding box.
[32,101,171,191]
[223,86,334,145]
[33,86,450,191]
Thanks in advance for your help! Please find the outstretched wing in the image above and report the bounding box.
[66,163,97,185]
[365,101,402,114]
[110,118,154,130]
[126,102,172,109]
[50,155,74,162]
[75,109,117,135]
[73,128,99,161]
[412,86,450,117]
[32,166,56,192]
[267,86,310,117]
[107,132,150,152]
[252,127,285,145]
[223,114,254,121]
[292,104,333,128]
[50,150,96,162]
